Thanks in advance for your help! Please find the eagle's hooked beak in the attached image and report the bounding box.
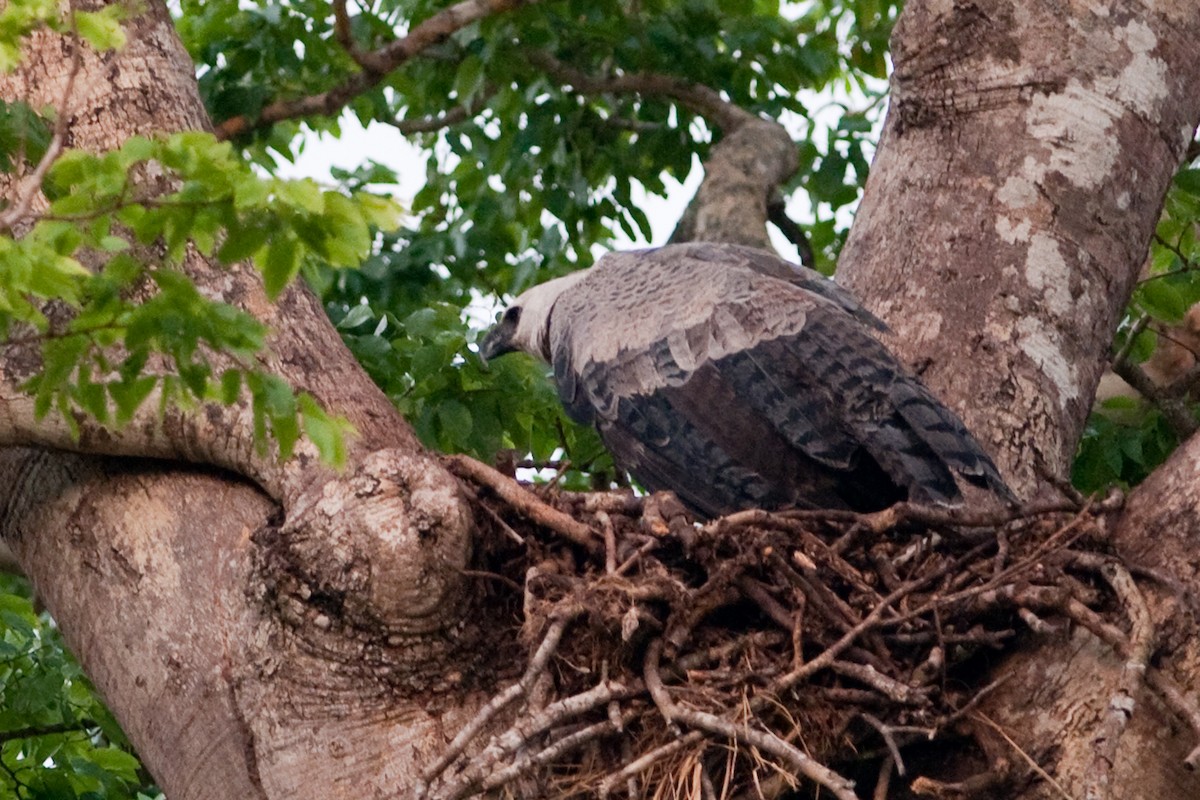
[478,321,517,365]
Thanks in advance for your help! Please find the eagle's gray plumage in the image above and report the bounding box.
[480,242,1012,518]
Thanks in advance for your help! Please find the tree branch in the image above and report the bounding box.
[524,50,755,133]
[1111,357,1198,439]
[385,88,496,135]
[0,24,81,234]
[1083,562,1155,800]
[444,454,600,552]
[767,193,816,268]
[215,0,542,139]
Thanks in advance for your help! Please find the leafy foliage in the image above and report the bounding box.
[1,131,399,463]
[0,0,127,71]
[1072,398,1179,493]
[0,574,159,800]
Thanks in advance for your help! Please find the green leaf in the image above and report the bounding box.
[319,191,371,265]
[0,100,52,172]
[1138,279,1189,322]
[74,7,128,51]
[84,746,142,783]
[1174,168,1200,196]
[437,399,472,439]
[217,219,272,264]
[109,376,158,425]
[118,135,156,165]
[260,233,301,298]
[1127,327,1156,363]
[277,178,325,214]
[218,369,242,404]
[357,193,404,230]
[74,369,109,424]
[337,303,375,330]
[299,394,349,467]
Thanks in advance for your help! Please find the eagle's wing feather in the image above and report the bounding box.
[600,361,881,517]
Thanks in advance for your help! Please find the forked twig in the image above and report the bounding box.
[444,455,599,551]
[644,639,859,800]
[1084,562,1155,800]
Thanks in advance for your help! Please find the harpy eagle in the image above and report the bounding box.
[480,242,1012,518]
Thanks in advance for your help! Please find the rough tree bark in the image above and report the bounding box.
[0,2,494,798]
[837,1,1200,796]
[4,0,1200,798]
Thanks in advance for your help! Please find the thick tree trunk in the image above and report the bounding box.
[839,1,1200,498]
[0,3,491,797]
[0,450,498,799]
[837,1,1200,796]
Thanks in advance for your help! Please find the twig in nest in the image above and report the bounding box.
[458,481,524,544]
[911,645,945,687]
[892,506,1096,626]
[599,511,617,574]
[910,767,1009,797]
[615,536,659,576]
[735,576,795,632]
[558,490,645,516]
[644,639,860,800]
[1064,549,1193,602]
[873,754,895,800]
[862,713,908,776]
[597,732,705,797]
[769,537,996,693]
[1018,607,1062,635]
[444,455,599,551]
[457,568,523,593]
[971,712,1073,800]
[1083,561,1154,800]
[1061,569,1200,774]
[417,608,582,794]
[430,679,637,800]
[939,677,1009,727]
[780,497,1087,532]
[886,626,1013,648]
[1153,677,1200,770]
[476,714,635,794]
[830,661,928,706]
[768,549,872,638]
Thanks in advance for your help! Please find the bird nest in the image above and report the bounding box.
[421,457,1186,800]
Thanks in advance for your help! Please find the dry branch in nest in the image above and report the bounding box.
[435,457,1194,799]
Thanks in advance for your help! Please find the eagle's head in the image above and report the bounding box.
[479,270,588,363]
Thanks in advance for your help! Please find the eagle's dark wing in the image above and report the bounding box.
[547,244,1010,518]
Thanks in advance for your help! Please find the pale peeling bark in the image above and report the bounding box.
[0,2,490,796]
[670,118,798,249]
[837,0,1200,796]
[839,0,1200,498]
